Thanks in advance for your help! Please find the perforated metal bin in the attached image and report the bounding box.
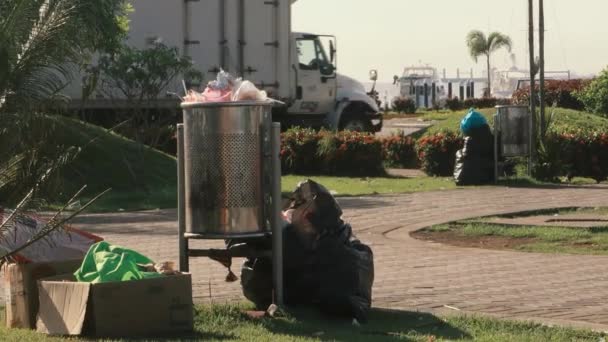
[495,105,531,157]
[180,102,272,238]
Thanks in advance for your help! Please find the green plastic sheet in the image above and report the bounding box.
[74,241,162,283]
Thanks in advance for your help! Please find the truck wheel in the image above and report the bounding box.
[340,117,371,132]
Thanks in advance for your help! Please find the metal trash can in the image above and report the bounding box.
[181,101,272,238]
[495,105,530,157]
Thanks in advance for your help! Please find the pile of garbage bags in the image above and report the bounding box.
[454,109,495,185]
[183,70,268,103]
[239,180,375,322]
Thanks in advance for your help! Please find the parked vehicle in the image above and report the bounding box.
[64,0,382,133]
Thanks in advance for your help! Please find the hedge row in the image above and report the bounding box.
[536,132,608,183]
[445,97,511,111]
[511,79,590,110]
[282,126,608,181]
[280,128,417,176]
[414,129,608,181]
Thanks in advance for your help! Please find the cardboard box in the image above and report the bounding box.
[36,273,194,337]
[3,260,83,329]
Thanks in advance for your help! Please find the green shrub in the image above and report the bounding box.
[392,96,417,113]
[445,97,463,111]
[318,131,384,176]
[280,127,322,174]
[513,79,589,110]
[416,130,463,176]
[536,131,608,183]
[382,131,418,168]
[575,68,608,117]
[280,128,384,176]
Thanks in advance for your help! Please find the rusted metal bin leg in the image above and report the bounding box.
[271,122,284,306]
[177,124,189,272]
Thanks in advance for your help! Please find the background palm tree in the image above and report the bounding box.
[0,0,130,199]
[0,0,130,262]
[466,30,513,97]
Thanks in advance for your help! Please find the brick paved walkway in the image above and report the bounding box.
[4,185,608,330]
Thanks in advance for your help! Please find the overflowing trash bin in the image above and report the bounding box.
[239,180,375,322]
[454,109,496,185]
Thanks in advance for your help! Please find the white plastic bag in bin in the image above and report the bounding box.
[232,81,268,102]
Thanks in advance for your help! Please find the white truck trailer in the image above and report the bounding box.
[66,0,382,132]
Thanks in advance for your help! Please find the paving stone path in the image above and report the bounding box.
[4,185,608,330]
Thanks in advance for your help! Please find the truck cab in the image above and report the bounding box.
[283,33,382,132]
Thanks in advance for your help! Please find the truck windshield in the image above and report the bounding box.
[297,37,331,73]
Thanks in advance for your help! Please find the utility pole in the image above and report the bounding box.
[528,0,536,165]
[539,0,546,138]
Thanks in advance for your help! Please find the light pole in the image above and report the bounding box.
[539,0,546,138]
[528,0,537,166]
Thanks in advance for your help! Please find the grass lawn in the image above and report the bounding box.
[1,304,604,341]
[44,115,177,211]
[419,111,454,121]
[282,175,457,197]
[413,207,608,255]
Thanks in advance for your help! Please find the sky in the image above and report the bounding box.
[292,0,608,83]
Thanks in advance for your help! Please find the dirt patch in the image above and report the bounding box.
[410,230,539,251]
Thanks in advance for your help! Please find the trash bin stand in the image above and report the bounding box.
[176,121,284,306]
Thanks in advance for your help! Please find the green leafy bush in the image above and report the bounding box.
[512,79,589,110]
[318,131,384,176]
[280,127,323,175]
[444,97,509,111]
[416,131,463,176]
[392,96,417,113]
[90,43,202,152]
[536,132,608,183]
[575,68,608,117]
[281,128,419,176]
[382,131,418,168]
[445,97,463,111]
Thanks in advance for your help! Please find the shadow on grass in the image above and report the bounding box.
[497,177,608,190]
[259,307,470,341]
[81,331,236,342]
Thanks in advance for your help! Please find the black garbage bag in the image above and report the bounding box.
[312,232,374,322]
[286,179,344,249]
[240,180,375,322]
[241,257,273,309]
[454,124,495,185]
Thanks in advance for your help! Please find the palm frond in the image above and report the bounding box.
[487,32,513,54]
[466,30,488,62]
[1,0,130,110]
[0,187,111,267]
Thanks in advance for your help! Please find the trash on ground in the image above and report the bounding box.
[35,242,190,336]
[1,209,103,330]
[454,110,495,185]
[240,179,375,323]
[36,272,194,336]
[4,260,83,329]
[183,70,268,103]
[74,241,175,283]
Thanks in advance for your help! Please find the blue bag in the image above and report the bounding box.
[460,108,488,136]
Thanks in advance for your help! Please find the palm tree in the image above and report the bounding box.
[466,30,513,97]
[0,0,130,111]
[0,0,129,195]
